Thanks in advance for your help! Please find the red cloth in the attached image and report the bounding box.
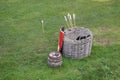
[58,30,64,52]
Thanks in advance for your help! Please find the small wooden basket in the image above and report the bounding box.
[48,51,62,68]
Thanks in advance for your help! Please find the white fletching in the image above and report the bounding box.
[41,20,44,23]
[73,14,75,20]
[67,13,70,19]
[73,13,76,27]
[64,16,67,21]
[64,15,69,28]
[41,20,44,33]
[69,15,72,20]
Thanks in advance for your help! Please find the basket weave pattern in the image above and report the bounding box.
[63,27,93,59]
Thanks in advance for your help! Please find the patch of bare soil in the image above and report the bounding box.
[94,26,114,46]
[95,35,112,46]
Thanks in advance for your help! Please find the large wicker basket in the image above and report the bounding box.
[63,27,93,59]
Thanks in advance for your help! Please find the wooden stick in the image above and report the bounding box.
[73,13,76,27]
[41,20,44,33]
[64,16,69,28]
[67,13,73,28]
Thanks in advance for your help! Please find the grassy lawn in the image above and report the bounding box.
[0,0,120,80]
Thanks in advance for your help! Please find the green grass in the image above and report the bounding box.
[0,0,120,80]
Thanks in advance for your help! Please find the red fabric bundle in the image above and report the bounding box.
[58,27,64,52]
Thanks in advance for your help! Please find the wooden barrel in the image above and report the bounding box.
[48,51,62,68]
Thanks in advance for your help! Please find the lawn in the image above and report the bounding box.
[0,0,120,80]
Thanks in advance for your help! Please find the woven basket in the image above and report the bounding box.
[63,27,93,59]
